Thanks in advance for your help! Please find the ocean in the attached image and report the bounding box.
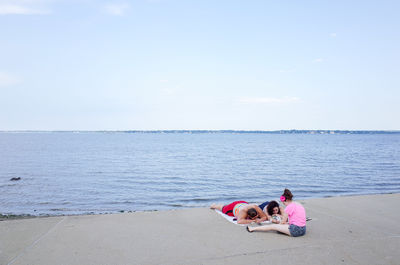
[1,132,399,216]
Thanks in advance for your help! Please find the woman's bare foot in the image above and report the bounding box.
[246,226,253,233]
[210,203,223,211]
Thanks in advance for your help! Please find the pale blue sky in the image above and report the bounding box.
[1,0,399,130]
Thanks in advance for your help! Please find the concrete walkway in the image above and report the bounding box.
[1,193,399,265]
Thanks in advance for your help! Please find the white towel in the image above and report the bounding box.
[214,209,272,226]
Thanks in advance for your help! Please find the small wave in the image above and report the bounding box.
[175,198,216,203]
[157,202,185,207]
[163,176,184,180]
[50,208,69,212]
[104,201,135,205]
[88,171,105,174]
[0,184,18,188]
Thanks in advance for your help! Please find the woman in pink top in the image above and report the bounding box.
[246,189,306,237]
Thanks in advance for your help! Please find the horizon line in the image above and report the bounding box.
[1,129,400,133]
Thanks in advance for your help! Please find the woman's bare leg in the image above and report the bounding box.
[247,224,291,236]
[210,204,224,211]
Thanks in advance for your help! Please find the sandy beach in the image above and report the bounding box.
[1,193,399,265]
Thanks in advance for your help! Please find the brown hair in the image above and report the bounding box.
[247,208,258,218]
[282,188,293,201]
[266,200,281,216]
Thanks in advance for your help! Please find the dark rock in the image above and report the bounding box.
[10,177,21,181]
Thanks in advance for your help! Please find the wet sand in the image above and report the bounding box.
[1,193,399,265]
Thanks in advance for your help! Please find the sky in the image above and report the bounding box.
[1,0,399,131]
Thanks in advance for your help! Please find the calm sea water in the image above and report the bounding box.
[1,132,400,216]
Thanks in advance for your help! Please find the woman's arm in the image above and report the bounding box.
[237,213,256,224]
[237,206,267,224]
[253,205,267,223]
[271,214,283,224]
[281,212,288,224]
[236,208,253,224]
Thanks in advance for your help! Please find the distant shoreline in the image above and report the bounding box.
[1,130,400,134]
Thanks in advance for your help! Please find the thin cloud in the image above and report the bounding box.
[104,3,130,16]
[330,33,337,38]
[313,58,323,63]
[0,1,51,15]
[239,97,300,104]
[0,72,20,86]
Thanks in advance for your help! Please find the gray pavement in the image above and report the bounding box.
[1,193,399,265]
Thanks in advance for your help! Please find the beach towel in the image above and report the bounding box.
[214,209,272,226]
